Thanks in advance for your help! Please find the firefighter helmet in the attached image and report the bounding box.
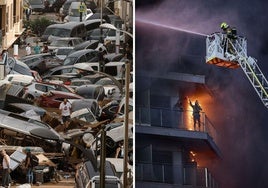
[220,22,229,29]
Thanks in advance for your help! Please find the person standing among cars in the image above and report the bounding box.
[25,149,34,185]
[25,43,31,56]
[33,42,41,54]
[59,98,72,129]
[1,149,11,188]
[42,43,49,53]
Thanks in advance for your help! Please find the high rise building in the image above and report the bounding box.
[135,22,221,188]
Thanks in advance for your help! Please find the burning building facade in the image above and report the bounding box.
[135,21,223,187]
[136,1,268,188]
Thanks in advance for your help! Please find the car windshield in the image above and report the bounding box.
[75,111,95,122]
[69,9,80,17]
[91,29,108,36]
[107,29,116,36]
[51,40,70,47]
[94,181,119,188]
[56,48,73,55]
[44,28,71,37]
[29,0,42,5]
[63,57,77,65]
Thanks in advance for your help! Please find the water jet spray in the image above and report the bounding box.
[136,18,207,37]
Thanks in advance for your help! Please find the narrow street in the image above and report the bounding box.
[10,177,75,188]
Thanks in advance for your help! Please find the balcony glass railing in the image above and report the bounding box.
[136,162,219,188]
[136,106,218,143]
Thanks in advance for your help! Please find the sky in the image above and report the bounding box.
[136,0,268,187]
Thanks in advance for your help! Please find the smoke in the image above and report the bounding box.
[136,0,268,187]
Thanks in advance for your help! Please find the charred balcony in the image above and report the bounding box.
[136,106,221,159]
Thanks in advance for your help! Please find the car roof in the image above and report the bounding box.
[47,22,84,29]
[105,61,125,66]
[73,40,99,51]
[83,19,104,25]
[19,53,54,60]
[76,84,103,90]
[67,49,97,57]
[7,103,47,116]
[49,90,83,98]
[68,99,98,111]
[52,37,82,41]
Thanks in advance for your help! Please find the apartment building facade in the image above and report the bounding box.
[0,0,25,50]
[135,23,222,188]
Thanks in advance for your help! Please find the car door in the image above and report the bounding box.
[85,51,98,62]
[35,83,55,97]
[77,55,87,63]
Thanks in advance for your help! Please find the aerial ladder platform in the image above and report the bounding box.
[206,32,268,108]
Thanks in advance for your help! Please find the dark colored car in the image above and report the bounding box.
[84,19,104,32]
[107,15,124,29]
[82,73,106,84]
[41,63,94,79]
[86,28,109,41]
[41,65,74,79]
[69,79,92,89]
[37,90,83,108]
[60,0,96,19]
[19,53,63,74]
[63,49,99,66]
[29,0,45,13]
[44,0,66,12]
[48,37,83,51]
[70,99,101,117]
[75,160,120,188]
[41,22,86,42]
[72,40,99,52]
[7,57,32,76]
[4,103,47,116]
[61,0,76,18]
[104,53,124,62]
[100,100,119,121]
[75,85,105,101]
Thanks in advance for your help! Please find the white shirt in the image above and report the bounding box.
[59,102,72,116]
[2,154,10,169]
[26,46,31,55]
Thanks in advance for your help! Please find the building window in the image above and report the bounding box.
[6,9,8,33]
[10,5,13,29]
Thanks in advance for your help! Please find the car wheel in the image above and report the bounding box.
[106,136,116,149]
[26,94,35,102]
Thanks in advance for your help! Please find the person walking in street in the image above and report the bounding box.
[1,149,11,188]
[188,97,202,130]
[59,98,72,129]
[25,6,32,21]
[25,43,31,56]
[33,42,41,54]
[25,149,34,185]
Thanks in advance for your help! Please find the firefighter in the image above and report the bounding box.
[220,22,229,34]
[220,22,237,40]
[220,22,237,55]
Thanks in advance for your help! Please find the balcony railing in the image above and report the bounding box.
[136,162,219,188]
[136,106,218,143]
